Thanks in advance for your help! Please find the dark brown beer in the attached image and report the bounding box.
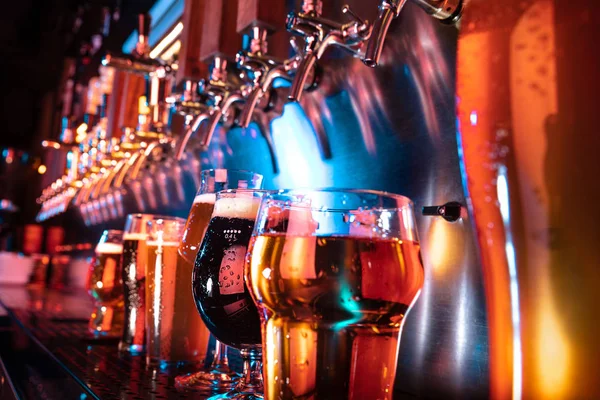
[193,196,262,349]
[248,234,424,399]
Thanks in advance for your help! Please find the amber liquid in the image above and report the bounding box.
[248,234,424,400]
[120,236,148,353]
[458,1,600,398]
[146,241,210,365]
[88,247,124,305]
[179,194,216,264]
[87,243,124,335]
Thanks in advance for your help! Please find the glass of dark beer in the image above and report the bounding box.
[193,189,268,399]
[145,216,211,367]
[119,213,160,354]
[87,229,124,336]
[175,170,263,393]
[247,189,424,400]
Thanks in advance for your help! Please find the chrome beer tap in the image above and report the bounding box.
[363,0,462,67]
[286,0,371,102]
[195,56,245,151]
[237,36,305,129]
[173,80,210,160]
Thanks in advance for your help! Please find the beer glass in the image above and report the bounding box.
[457,1,600,397]
[175,170,263,392]
[119,213,159,354]
[87,229,124,336]
[145,216,210,367]
[247,190,424,400]
[193,189,267,399]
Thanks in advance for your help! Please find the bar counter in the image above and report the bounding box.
[0,285,242,399]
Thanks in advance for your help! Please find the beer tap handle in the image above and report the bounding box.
[135,13,151,58]
[422,202,464,222]
[341,4,366,26]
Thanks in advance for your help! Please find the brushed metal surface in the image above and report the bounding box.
[191,3,489,397]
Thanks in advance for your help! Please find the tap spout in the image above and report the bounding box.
[175,112,210,160]
[289,51,318,102]
[364,0,407,67]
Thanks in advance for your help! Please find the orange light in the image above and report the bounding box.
[37,164,47,174]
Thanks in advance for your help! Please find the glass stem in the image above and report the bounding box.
[237,347,263,392]
[210,340,231,372]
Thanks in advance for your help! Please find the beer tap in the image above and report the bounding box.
[363,0,462,67]
[173,80,210,160]
[237,36,303,129]
[286,0,371,102]
[195,56,244,152]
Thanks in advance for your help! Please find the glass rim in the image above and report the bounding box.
[144,215,186,222]
[200,168,263,176]
[102,229,124,235]
[216,189,273,195]
[126,213,175,221]
[263,188,414,211]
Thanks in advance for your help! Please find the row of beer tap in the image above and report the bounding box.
[36,0,462,226]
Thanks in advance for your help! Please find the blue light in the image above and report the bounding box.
[271,103,333,188]
[122,0,184,53]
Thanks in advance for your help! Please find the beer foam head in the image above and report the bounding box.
[213,196,260,219]
[193,193,216,205]
[95,242,123,254]
[123,232,147,241]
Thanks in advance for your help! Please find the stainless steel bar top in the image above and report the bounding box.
[0,285,243,400]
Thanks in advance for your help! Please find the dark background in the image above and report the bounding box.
[0,0,155,152]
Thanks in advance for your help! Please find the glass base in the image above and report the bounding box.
[88,304,123,337]
[208,388,264,400]
[118,342,145,355]
[175,368,240,392]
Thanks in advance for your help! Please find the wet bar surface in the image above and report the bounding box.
[0,285,241,400]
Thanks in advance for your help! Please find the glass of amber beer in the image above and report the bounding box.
[119,213,162,354]
[145,216,210,367]
[247,189,425,400]
[87,229,124,336]
[175,170,263,392]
